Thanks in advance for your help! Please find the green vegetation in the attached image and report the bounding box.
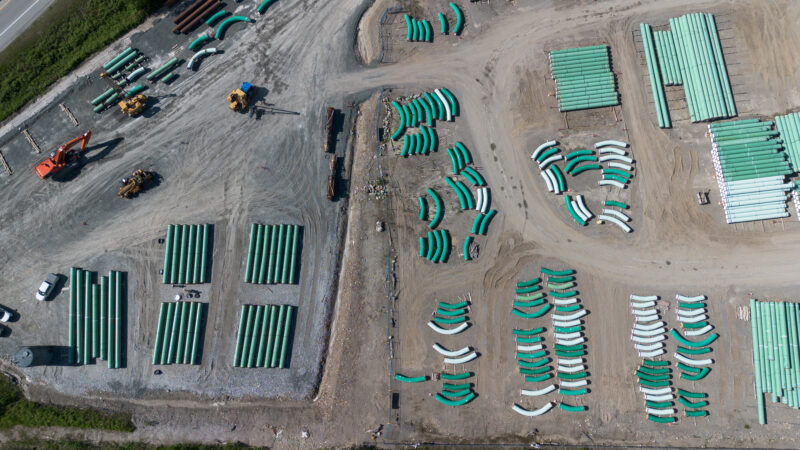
[0,0,163,122]
[0,374,134,431]
[5,440,254,450]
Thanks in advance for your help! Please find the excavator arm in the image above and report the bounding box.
[34,130,92,179]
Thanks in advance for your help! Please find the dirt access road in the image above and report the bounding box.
[2,0,800,447]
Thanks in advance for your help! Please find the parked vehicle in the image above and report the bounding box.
[36,273,59,301]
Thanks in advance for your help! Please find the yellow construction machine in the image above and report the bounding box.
[99,72,147,116]
[118,169,154,198]
[227,82,252,112]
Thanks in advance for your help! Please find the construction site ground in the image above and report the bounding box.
[2,0,800,447]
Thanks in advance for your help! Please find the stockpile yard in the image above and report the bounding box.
[2,0,800,447]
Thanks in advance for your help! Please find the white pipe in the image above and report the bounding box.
[599,154,633,163]
[560,379,588,388]
[598,214,632,232]
[557,337,585,346]
[684,325,713,336]
[632,308,656,316]
[545,169,560,194]
[540,170,555,192]
[427,321,468,335]
[634,342,664,351]
[432,343,470,357]
[632,327,665,337]
[676,294,705,302]
[647,407,676,416]
[554,297,578,305]
[679,314,707,323]
[435,89,452,121]
[609,162,632,170]
[595,140,628,148]
[554,332,581,340]
[475,188,484,211]
[676,308,706,317]
[640,387,671,395]
[634,321,665,331]
[598,147,627,155]
[630,295,658,301]
[639,349,666,358]
[635,314,660,322]
[539,154,562,170]
[599,179,626,189]
[552,310,587,322]
[674,353,713,366]
[480,188,491,214]
[644,393,674,402]
[630,301,656,309]
[571,200,589,221]
[517,344,542,352]
[557,357,583,366]
[520,384,557,397]
[512,402,555,416]
[557,364,585,373]
[631,334,665,344]
[576,195,593,219]
[602,208,631,222]
[553,319,581,328]
[444,351,478,364]
[532,140,558,160]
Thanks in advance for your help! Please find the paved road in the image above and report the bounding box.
[0,0,56,53]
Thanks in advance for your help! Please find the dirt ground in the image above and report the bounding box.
[2,0,800,447]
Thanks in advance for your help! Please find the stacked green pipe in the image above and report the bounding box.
[641,13,735,124]
[708,119,791,223]
[232,304,295,368]
[749,299,800,424]
[640,24,671,128]
[69,268,124,368]
[243,223,302,284]
[775,112,800,170]
[152,301,205,365]
[549,45,619,112]
[146,57,179,81]
[162,224,212,284]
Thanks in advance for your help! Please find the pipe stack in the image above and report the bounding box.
[749,299,800,424]
[152,302,205,365]
[162,224,212,284]
[708,119,791,223]
[68,268,124,368]
[549,45,619,112]
[232,304,295,368]
[640,13,736,127]
[774,112,800,170]
[243,224,302,284]
[172,0,221,34]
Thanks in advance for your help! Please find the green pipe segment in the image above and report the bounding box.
[678,363,701,374]
[256,306,271,367]
[189,35,213,51]
[642,359,669,367]
[258,0,277,14]
[525,374,552,383]
[647,400,673,409]
[449,3,463,35]
[183,303,196,364]
[206,10,228,26]
[435,392,474,406]
[678,397,708,409]
[147,58,179,81]
[519,359,549,369]
[550,166,566,191]
[557,372,587,381]
[521,366,551,375]
[103,47,134,69]
[517,292,544,301]
[686,410,709,417]
[463,236,472,261]
[541,268,573,276]
[190,303,203,364]
[517,336,542,344]
[677,345,711,355]
[638,365,670,375]
[270,305,286,368]
[554,325,581,333]
[159,302,175,365]
[152,303,167,365]
[99,275,108,360]
[639,379,669,388]
[215,16,250,40]
[548,275,574,283]
[559,387,588,396]
[436,307,467,317]
[443,382,470,390]
[648,415,676,423]
[555,304,581,313]
[83,271,90,365]
[517,278,540,288]
[555,344,584,352]
[515,299,545,308]
[513,327,544,336]
[670,329,718,347]
[681,367,710,381]
[551,290,577,298]
[560,403,587,412]
[478,210,497,235]
[441,372,472,380]
[257,226,271,284]
[677,389,706,399]
[234,306,247,366]
[565,150,594,160]
[548,281,575,290]
[438,13,447,34]
[176,300,190,363]
[91,284,99,358]
[537,147,559,162]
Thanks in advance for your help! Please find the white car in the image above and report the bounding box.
[0,306,11,322]
[35,273,59,301]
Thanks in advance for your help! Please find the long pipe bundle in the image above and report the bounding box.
[750,300,800,424]
[774,112,800,170]
[69,268,124,368]
[640,13,735,127]
[162,224,212,284]
[152,302,205,365]
[243,224,302,284]
[232,304,295,368]
[549,45,619,112]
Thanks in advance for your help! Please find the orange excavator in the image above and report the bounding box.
[34,130,92,179]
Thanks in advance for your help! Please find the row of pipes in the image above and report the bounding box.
[549,45,619,112]
[233,304,294,368]
[162,224,212,285]
[152,302,205,365]
[68,268,123,368]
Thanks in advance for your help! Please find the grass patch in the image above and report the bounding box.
[0,0,163,123]
[0,374,134,431]
[5,439,254,449]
